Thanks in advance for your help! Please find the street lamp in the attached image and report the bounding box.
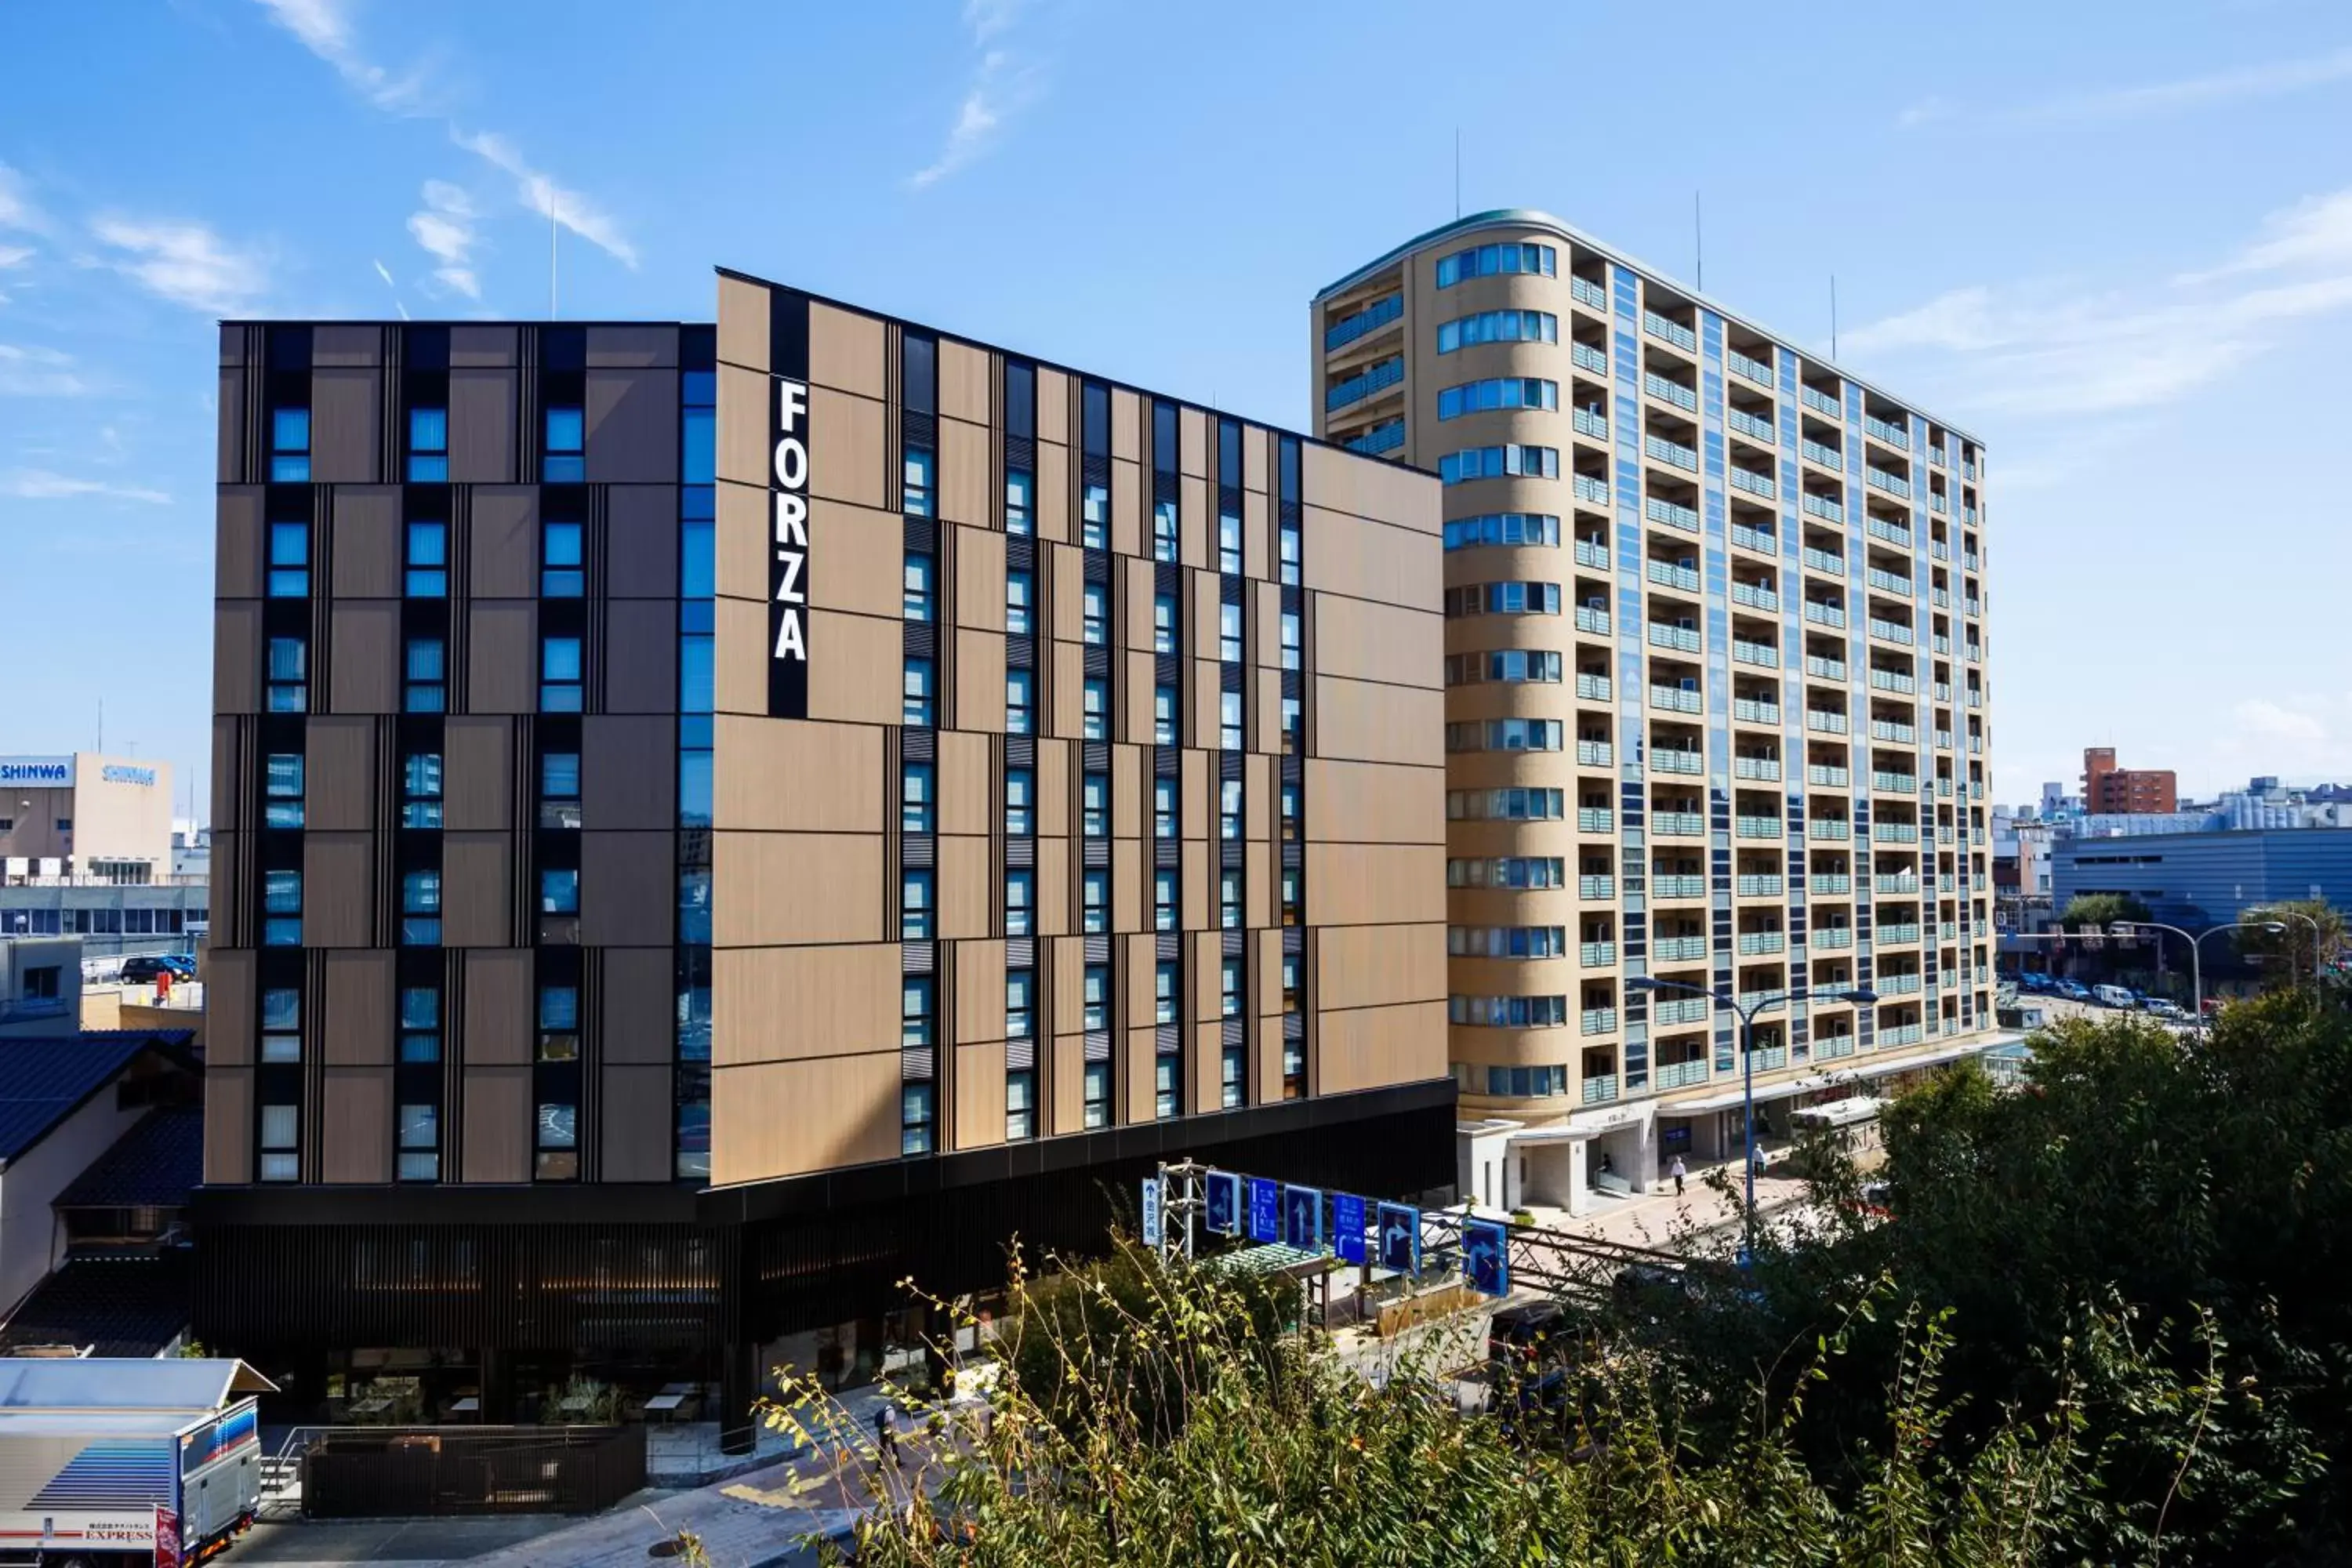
[2258,909,2325,992]
[2109,920,2283,1025]
[1626,975,1878,1264]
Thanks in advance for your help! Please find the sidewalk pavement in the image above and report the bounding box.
[1524,1163,1817,1253]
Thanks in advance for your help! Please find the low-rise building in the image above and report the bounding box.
[0,755,176,881]
[0,937,79,1037]
[2053,826,2352,929]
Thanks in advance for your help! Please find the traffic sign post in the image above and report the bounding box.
[1141,1174,1164,1250]
[1461,1218,1510,1297]
[1332,1193,1367,1265]
[1204,1171,1239,1237]
[1282,1185,1323,1251]
[1248,1177,1281,1243]
[1376,1202,1422,1276]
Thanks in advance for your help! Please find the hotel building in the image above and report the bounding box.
[1312,212,1997,1213]
[196,270,1450,1431]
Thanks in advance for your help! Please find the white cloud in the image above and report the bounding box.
[910,6,1047,190]
[0,245,31,270]
[405,178,481,296]
[86,217,270,315]
[2018,45,2352,124]
[0,162,45,234]
[0,342,93,397]
[452,129,636,269]
[253,0,430,111]
[1842,184,2352,419]
[370,257,410,319]
[1,468,170,505]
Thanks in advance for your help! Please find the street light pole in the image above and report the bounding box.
[2111,920,2284,1025]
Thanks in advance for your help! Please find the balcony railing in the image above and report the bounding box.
[1570,339,1610,375]
[1736,873,1784,896]
[1733,755,1782,781]
[1573,473,1613,506]
[1867,568,1912,596]
[1802,492,1844,524]
[1877,973,1923,996]
[1650,684,1702,714]
[1864,413,1909,449]
[1726,406,1776,443]
[1326,354,1404,411]
[1646,558,1700,593]
[1875,874,1921,895]
[1580,941,1617,966]
[1731,639,1779,670]
[1870,720,1918,744]
[1816,1033,1857,1058]
[1806,764,1850,787]
[1643,311,1697,352]
[1729,467,1777,500]
[1814,927,1853,949]
[1929,489,1949,514]
[1345,419,1405,454]
[1867,466,1912,499]
[1811,873,1853,894]
[1652,810,1705,835]
[1653,749,1705,775]
[1581,1074,1620,1105]
[1931,586,1951,608]
[1802,601,1846,629]
[1871,771,1918,793]
[1643,372,1697,412]
[1730,580,1779,612]
[1577,807,1615,833]
[1738,931,1785,955]
[1804,655,1847,681]
[1572,406,1610,441]
[1656,1058,1711,1087]
[1800,384,1842,418]
[1867,618,1915,645]
[1730,522,1777,555]
[1801,437,1844,470]
[1801,546,1844,575]
[1574,606,1611,635]
[1728,347,1774,384]
[1871,822,1920,842]
[1751,1044,1790,1071]
[1579,874,1617,898]
[1654,996,1711,1025]
[1732,698,1780,725]
[1865,516,1912,548]
[1570,274,1610,312]
[1576,739,1615,767]
[1581,1007,1619,1035]
[1734,814,1781,838]
[1575,672,1613,701]
[1648,622,1702,654]
[1654,874,1708,898]
[1324,292,1403,350]
[1806,710,1849,735]
[1573,537,1611,570]
[1877,923,1922,943]
[1645,434,1700,472]
[1653,936,1708,963]
[1868,667,1916,694]
[1808,817,1850,839]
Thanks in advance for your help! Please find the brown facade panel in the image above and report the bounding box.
[217,370,245,485]
[1305,757,1446,846]
[808,387,886,510]
[1316,999,1449,1096]
[304,716,377,833]
[580,831,677,948]
[217,486,264,599]
[1050,1033,1084,1138]
[940,418,990,527]
[936,731,991,837]
[808,302,886,401]
[806,609,904,726]
[604,599,678,714]
[1034,441,1069,543]
[320,1069,392,1183]
[582,715,677,829]
[310,367,382,484]
[710,832,882,948]
[599,1064,674,1182]
[1035,368,1069,445]
[328,601,399,715]
[586,368,681,484]
[955,528,1007,632]
[448,368,517,483]
[1315,922,1447,1014]
[463,948,532,1067]
[712,943,901,1065]
[204,1068,252,1185]
[441,717,514,832]
[441,833,514,948]
[606,485,681,599]
[470,487,539,599]
[586,325,677,368]
[206,949,255,1069]
[329,486,402,599]
[710,1054,901,1185]
[323,948,394,1065]
[449,325,517,368]
[312,325,382,367]
[1305,843,1448,927]
[1312,677,1446,768]
[1312,593,1441,691]
[715,274,770,375]
[938,339,991,426]
[954,630,1006,734]
[715,366,768,490]
[466,601,538,714]
[600,946,677,1066]
[301,833,374,948]
[953,1041,1007,1151]
[711,717,881,833]
[808,499,906,619]
[1301,443,1442,535]
[213,601,261,716]
[713,481,763,603]
[1301,506,1440,611]
[953,940,1007,1044]
[1123,1029,1156,1125]
[936,835,991,939]
[459,1065,531,1183]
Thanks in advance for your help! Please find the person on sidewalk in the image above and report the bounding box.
[874,1403,898,1468]
[1670,1156,1686,1197]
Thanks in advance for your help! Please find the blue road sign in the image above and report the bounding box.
[1375,1202,1421,1276]
[1141,1176,1163,1250]
[1248,1178,1280,1243]
[1283,1185,1322,1250]
[1462,1218,1509,1298]
[1332,1193,1367,1265]
[1204,1172,1239,1236]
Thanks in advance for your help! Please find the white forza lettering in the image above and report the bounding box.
[771,377,811,664]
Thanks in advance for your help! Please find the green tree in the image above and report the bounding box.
[2057,891,2151,931]
[2238,898,2347,989]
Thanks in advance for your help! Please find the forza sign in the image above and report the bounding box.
[768,286,813,719]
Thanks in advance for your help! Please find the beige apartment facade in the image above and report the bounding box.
[1,754,175,880]
[1313,212,1998,1214]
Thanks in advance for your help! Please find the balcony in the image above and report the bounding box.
[1731,640,1779,670]
[1575,672,1613,701]
[1736,873,1784,897]
[1570,339,1610,376]
[1816,1033,1857,1058]
[1643,372,1698,412]
[1656,1058,1711,1088]
[1581,1007,1620,1035]
[1806,764,1850,787]
[1577,806,1615,833]
[1811,873,1853,894]
[1738,931,1785,955]
[1877,973,1923,996]
[1650,684,1702,714]
[1580,940,1617,966]
[1867,667,1916,695]
[1653,996,1711,1025]
[1643,310,1697,353]
[1733,755,1782,782]
[1570,274,1610,312]
[1730,580,1779,612]
[1648,622,1702,654]
[1326,355,1404,412]
[1802,601,1847,629]
[1865,515,1912,549]
[1877,923,1922,943]
[1804,655,1847,681]
[1875,873,1921,895]
[1345,419,1405,455]
[1573,473,1613,506]
[1734,813,1781,838]
[1929,489,1949,514]
[1732,697,1780,725]
[1581,1075,1621,1105]
[1654,874,1708,898]
[1802,546,1844,575]
[1573,537,1612,570]
[1579,874,1617,898]
[1871,821,1920,843]
[1325,292,1402,350]
[1727,407,1776,443]
[1800,384,1842,419]
[1575,739,1614,767]
[1652,811,1705,835]
[1645,434,1700,473]
[1807,817,1850,840]
[1863,413,1909,450]
[1805,710,1849,735]
[1813,927,1854,949]
[1750,1044,1790,1071]
[1653,935,1708,963]
[1867,568,1912,597]
[1930,586,1951,608]
[1573,605,1611,635]
[1871,771,1918,793]
[1867,618,1915,645]
[1728,347,1774,385]
[1801,437,1844,471]
[1730,522,1777,555]
[1869,720,1918,745]
[1572,406,1610,441]
[1653,748,1705,775]
[1646,558,1700,593]
[1867,466,1912,499]
[1729,467,1777,500]
[1801,492,1844,524]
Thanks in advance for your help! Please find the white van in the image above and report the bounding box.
[2092,985,2136,1009]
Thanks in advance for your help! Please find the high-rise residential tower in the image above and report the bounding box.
[1312,212,1997,1213]
[198,270,1452,1432]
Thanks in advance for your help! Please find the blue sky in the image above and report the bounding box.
[4,0,2350,818]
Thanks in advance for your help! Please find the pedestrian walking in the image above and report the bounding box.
[1670,1156,1686,1197]
[874,1403,898,1467]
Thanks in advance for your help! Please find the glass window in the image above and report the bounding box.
[258,1104,299,1180]
[263,869,301,946]
[403,751,444,828]
[1279,781,1300,840]
[539,752,582,829]
[1153,593,1177,655]
[1220,603,1243,662]
[902,761,934,833]
[405,520,448,597]
[1005,469,1034,535]
[538,984,580,1060]
[1082,677,1109,740]
[1153,777,1178,838]
[1081,583,1107,645]
[904,658,935,726]
[1221,957,1243,1018]
[902,978,932,1047]
[1081,771,1109,837]
[260,986,301,1062]
[402,869,441,944]
[903,447,936,517]
[1279,525,1301,586]
[543,406,584,482]
[1279,612,1301,670]
[1004,869,1033,935]
[1006,968,1035,1039]
[1005,569,1033,635]
[1155,685,1178,746]
[1220,869,1241,928]
[1220,691,1243,750]
[1155,960,1178,1023]
[1006,1068,1036,1142]
[1081,483,1109,550]
[541,637,583,712]
[535,1103,579,1180]
[399,985,440,1062]
[543,520,584,597]
[1280,866,1302,924]
[397,1104,439,1179]
[1006,668,1034,735]
[1154,869,1177,931]
[904,553,934,620]
[267,637,307,713]
[404,637,445,713]
[1080,869,1109,934]
[539,866,579,914]
[902,1081,935,1155]
[270,407,310,482]
[267,521,308,597]
[1282,696,1302,753]
[1005,769,1034,835]
[902,869,934,939]
[1221,779,1243,840]
[264,753,305,828]
[1156,1056,1178,1120]
[408,405,448,482]
[1082,964,1109,1031]
[1219,514,1243,575]
[1152,499,1178,564]
[1282,953,1302,1013]
[1083,1062,1110,1130]
[1222,1046,1244,1109]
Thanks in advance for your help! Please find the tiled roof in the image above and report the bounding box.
[0,1254,192,1359]
[56,1107,201,1210]
[0,1034,169,1164]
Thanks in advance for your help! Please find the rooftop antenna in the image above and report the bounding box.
[1830,274,1839,359]
[96,696,103,755]
[1694,191,1704,291]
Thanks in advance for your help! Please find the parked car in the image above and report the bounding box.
[2092,985,2136,1009]
[2146,1000,2189,1022]
[118,956,176,984]
[2017,972,2053,993]
[2052,978,2091,1000]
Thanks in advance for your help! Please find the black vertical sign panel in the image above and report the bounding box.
[768,287,813,719]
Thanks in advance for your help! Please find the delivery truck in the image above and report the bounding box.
[0,1359,273,1566]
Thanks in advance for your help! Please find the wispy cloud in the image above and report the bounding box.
[1,468,170,505]
[405,178,481,295]
[0,343,96,397]
[1842,184,2352,418]
[369,258,410,319]
[1902,45,2352,129]
[85,217,271,316]
[0,162,46,235]
[909,0,1047,190]
[451,130,636,268]
[252,0,431,111]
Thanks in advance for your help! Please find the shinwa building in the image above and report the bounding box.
[1312,212,1997,1215]
[196,270,1451,1431]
